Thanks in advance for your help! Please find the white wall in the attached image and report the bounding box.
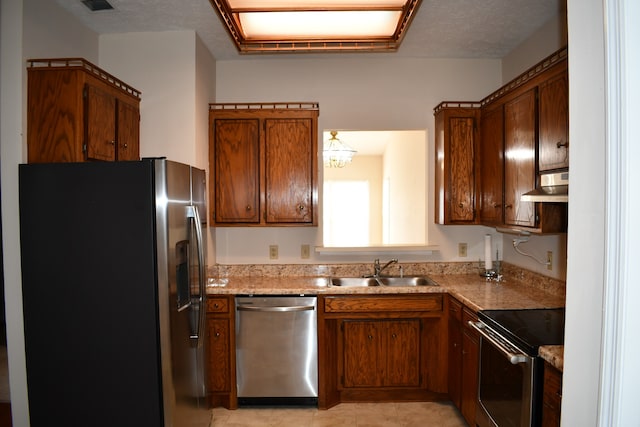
[563,0,606,424]
[214,57,509,264]
[502,9,569,83]
[383,131,425,245]
[324,155,384,245]
[23,0,99,62]
[100,31,217,265]
[101,31,202,168]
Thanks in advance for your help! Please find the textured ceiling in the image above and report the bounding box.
[55,0,562,61]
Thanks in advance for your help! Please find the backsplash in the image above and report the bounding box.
[208,261,566,298]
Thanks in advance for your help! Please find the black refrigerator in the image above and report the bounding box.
[19,158,211,427]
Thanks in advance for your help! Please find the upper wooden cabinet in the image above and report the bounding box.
[504,88,537,228]
[434,103,481,225]
[213,119,261,223]
[479,104,504,225]
[27,58,141,163]
[209,103,319,226]
[436,47,568,233]
[538,72,569,171]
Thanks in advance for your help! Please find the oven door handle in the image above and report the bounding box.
[469,321,528,364]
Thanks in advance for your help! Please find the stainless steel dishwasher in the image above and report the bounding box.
[235,295,318,406]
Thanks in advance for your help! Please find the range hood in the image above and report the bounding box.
[521,171,568,203]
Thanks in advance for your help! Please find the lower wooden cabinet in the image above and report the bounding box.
[447,296,479,427]
[319,295,447,409]
[542,362,563,427]
[206,296,237,409]
[342,319,421,388]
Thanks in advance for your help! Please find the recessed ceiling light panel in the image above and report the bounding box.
[240,11,402,39]
[209,0,422,53]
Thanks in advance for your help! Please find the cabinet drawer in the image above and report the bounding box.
[324,295,442,313]
[207,297,229,313]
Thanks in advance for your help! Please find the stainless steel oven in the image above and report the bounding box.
[471,308,565,427]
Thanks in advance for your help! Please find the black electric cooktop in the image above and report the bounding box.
[477,308,566,356]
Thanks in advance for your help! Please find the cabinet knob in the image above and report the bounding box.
[214,303,219,309]
[122,143,128,149]
[493,203,502,208]
[556,140,569,148]
[215,332,221,338]
[367,335,373,340]
[505,204,513,209]
[458,203,464,208]
[391,333,397,339]
[109,140,115,145]
[245,205,252,211]
[298,204,305,211]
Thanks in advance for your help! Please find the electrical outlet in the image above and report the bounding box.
[269,245,279,260]
[547,251,553,270]
[301,244,310,259]
[458,243,468,257]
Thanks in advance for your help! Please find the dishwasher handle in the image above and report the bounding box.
[237,304,315,313]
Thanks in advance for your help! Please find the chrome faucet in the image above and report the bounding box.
[373,258,398,277]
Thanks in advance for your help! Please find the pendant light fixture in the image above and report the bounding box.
[323,131,357,168]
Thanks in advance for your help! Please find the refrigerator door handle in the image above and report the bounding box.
[186,205,206,341]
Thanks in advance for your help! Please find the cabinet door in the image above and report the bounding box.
[116,101,140,161]
[264,119,314,223]
[447,298,463,408]
[342,321,381,387]
[85,84,116,161]
[449,117,476,222]
[539,73,569,171]
[542,362,562,427]
[504,89,537,227]
[435,107,479,225]
[385,320,421,387]
[214,119,260,223]
[479,106,504,225]
[461,310,479,427]
[208,318,231,392]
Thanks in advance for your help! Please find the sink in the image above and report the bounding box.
[377,276,439,287]
[329,276,438,287]
[330,277,381,287]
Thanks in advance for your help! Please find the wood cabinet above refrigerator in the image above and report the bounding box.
[27,58,141,163]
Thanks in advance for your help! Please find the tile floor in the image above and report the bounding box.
[211,401,468,427]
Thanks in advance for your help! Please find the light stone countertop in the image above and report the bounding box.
[205,272,565,371]
[539,345,564,372]
[205,273,565,310]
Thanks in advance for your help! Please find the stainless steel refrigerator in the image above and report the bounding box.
[19,158,210,427]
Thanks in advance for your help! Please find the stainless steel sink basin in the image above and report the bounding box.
[330,277,380,287]
[376,276,439,287]
[329,276,438,287]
